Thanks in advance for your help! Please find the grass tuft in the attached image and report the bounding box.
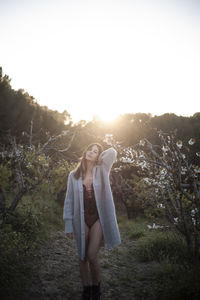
[134,230,189,263]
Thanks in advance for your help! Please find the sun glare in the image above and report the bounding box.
[1,1,200,122]
[95,112,119,123]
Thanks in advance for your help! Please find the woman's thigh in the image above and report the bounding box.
[87,219,103,259]
[85,223,90,249]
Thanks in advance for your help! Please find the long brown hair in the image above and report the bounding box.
[73,143,104,180]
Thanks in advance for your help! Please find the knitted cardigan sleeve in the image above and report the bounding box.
[63,171,74,233]
[98,147,117,172]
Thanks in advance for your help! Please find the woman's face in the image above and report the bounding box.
[85,145,100,162]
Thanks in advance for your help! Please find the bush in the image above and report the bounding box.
[134,230,189,263]
[0,225,36,299]
[130,221,200,299]
[128,222,148,240]
[0,192,64,298]
[150,260,200,300]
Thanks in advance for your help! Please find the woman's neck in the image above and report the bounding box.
[86,161,95,173]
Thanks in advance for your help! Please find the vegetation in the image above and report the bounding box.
[122,218,200,300]
[1,66,200,298]
[118,131,200,258]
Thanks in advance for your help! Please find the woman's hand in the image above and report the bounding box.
[65,233,74,239]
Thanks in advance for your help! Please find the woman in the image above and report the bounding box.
[63,143,121,300]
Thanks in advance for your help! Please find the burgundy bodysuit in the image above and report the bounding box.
[83,183,100,228]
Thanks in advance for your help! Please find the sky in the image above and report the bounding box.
[0,0,200,123]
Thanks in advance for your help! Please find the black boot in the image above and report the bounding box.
[81,285,91,300]
[91,281,101,300]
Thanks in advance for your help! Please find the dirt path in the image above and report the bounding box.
[19,226,158,300]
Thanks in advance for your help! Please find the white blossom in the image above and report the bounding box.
[192,218,196,225]
[62,130,69,136]
[15,149,21,157]
[143,178,151,185]
[138,151,145,159]
[104,134,113,145]
[139,139,145,146]
[176,140,183,149]
[114,166,122,172]
[191,208,198,216]
[121,157,133,164]
[162,146,169,153]
[181,154,186,159]
[181,167,187,175]
[188,138,195,145]
[157,203,165,208]
[159,168,167,180]
[26,162,32,168]
[193,167,200,174]
[137,161,147,169]
[147,223,167,229]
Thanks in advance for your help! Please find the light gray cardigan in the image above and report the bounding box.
[63,147,121,261]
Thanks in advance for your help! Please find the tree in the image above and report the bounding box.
[121,130,200,258]
[0,124,76,227]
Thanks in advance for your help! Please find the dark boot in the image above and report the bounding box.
[91,281,101,300]
[81,285,91,300]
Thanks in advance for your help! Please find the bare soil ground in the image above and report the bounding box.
[18,225,159,300]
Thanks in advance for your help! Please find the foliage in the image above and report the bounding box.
[47,160,76,205]
[152,262,200,300]
[0,182,67,298]
[127,221,148,239]
[134,230,189,263]
[0,206,41,298]
[111,170,140,219]
[117,130,200,258]
[0,127,75,221]
[125,218,200,300]
[0,121,75,298]
[0,164,12,192]
[0,67,72,145]
[1,66,200,299]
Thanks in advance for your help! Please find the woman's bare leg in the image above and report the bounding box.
[87,219,103,285]
[79,223,90,286]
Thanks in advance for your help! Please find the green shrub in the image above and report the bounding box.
[0,225,35,299]
[117,214,128,224]
[118,218,200,299]
[128,222,148,240]
[0,192,64,298]
[134,230,189,263]
[151,261,200,300]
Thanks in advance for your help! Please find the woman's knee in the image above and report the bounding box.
[80,256,89,264]
[87,250,98,265]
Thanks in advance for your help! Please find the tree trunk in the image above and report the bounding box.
[9,189,26,212]
[126,206,136,219]
[0,186,6,213]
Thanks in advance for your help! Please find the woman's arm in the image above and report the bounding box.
[63,171,74,233]
[98,147,117,172]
